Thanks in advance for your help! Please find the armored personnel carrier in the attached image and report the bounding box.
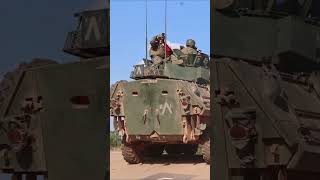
[0,8,108,180]
[110,44,211,164]
[212,0,320,179]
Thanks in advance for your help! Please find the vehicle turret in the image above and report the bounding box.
[131,49,210,84]
[63,9,109,58]
[213,0,320,73]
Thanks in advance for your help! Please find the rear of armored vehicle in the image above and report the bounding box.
[212,59,320,180]
[0,8,109,180]
[111,54,210,164]
[212,0,320,179]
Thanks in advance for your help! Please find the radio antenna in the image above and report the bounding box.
[145,0,148,61]
[164,0,167,59]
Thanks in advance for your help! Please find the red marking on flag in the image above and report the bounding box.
[165,44,173,58]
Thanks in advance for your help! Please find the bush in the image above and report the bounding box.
[110,131,121,149]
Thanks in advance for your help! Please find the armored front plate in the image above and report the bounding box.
[36,58,107,180]
[123,79,182,136]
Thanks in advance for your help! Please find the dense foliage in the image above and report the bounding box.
[110,131,121,149]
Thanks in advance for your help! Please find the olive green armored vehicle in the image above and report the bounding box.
[0,8,108,180]
[110,42,211,164]
[212,0,320,179]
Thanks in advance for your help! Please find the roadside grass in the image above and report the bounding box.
[196,145,203,155]
[110,131,121,150]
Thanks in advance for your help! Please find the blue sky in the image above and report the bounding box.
[0,0,106,78]
[110,0,210,131]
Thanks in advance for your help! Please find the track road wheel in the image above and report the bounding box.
[202,139,210,164]
[121,144,142,164]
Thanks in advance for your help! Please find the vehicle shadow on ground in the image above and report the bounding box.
[140,154,205,165]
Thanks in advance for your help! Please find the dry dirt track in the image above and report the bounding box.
[110,151,210,180]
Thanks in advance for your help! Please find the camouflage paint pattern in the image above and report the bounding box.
[111,48,210,163]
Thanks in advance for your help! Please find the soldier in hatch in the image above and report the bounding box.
[181,39,198,55]
[156,33,173,58]
[158,33,187,65]
[149,36,165,65]
[170,39,198,65]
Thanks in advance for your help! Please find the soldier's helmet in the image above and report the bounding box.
[150,37,159,47]
[157,33,166,39]
[186,39,196,48]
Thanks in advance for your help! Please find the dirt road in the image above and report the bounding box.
[110,151,210,180]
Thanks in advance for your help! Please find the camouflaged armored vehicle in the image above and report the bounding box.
[212,0,320,179]
[110,45,211,164]
[0,8,108,180]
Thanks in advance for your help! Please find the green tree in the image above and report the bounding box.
[110,131,121,149]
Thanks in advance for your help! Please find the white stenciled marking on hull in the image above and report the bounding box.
[85,16,101,41]
[159,102,172,115]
